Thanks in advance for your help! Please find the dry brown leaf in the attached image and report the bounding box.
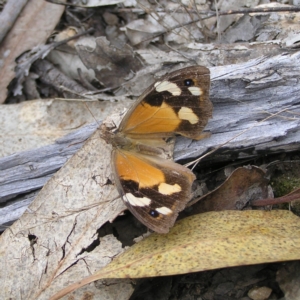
[0,0,64,103]
[75,36,143,88]
[46,28,97,84]
[51,210,300,299]
[47,48,97,83]
[187,166,268,214]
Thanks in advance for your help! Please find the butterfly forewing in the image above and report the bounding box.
[120,66,212,140]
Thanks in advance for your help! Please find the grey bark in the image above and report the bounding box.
[1,51,300,228]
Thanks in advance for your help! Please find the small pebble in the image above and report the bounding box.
[248,286,272,300]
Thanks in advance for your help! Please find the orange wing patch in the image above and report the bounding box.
[122,102,180,134]
[115,150,165,188]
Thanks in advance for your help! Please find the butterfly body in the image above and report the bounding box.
[101,66,212,233]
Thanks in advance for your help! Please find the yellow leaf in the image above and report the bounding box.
[51,210,300,299]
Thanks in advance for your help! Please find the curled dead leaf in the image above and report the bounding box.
[186,166,268,215]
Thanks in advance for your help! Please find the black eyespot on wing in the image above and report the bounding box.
[149,210,159,218]
[184,79,194,86]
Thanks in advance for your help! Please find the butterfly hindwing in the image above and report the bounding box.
[113,150,195,233]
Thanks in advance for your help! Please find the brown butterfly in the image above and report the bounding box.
[101,66,212,233]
